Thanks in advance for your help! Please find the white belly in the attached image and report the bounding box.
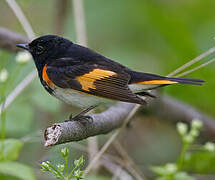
[128,84,159,92]
[52,87,112,108]
[50,84,148,108]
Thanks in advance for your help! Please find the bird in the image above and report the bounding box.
[16,35,204,119]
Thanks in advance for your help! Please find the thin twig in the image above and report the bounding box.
[70,142,145,180]
[175,58,215,78]
[0,71,37,114]
[0,27,29,52]
[114,141,147,180]
[82,43,215,175]
[102,159,133,180]
[54,0,69,35]
[83,104,140,176]
[111,166,124,180]
[72,0,87,46]
[2,4,215,179]
[0,0,37,114]
[5,0,35,40]
[72,0,99,172]
[147,95,215,140]
[77,46,215,175]
[167,46,215,77]
[105,154,145,180]
[2,0,215,124]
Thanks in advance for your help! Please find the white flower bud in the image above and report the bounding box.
[16,51,31,64]
[165,163,177,174]
[57,164,65,171]
[41,161,50,168]
[177,122,188,136]
[0,69,8,83]
[192,119,203,129]
[60,147,69,158]
[204,142,215,152]
[184,135,194,144]
[190,129,199,138]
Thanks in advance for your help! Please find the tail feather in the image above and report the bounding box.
[165,77,205,85]
[128,71,205,86]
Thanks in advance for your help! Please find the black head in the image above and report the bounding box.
[16,35,72,67]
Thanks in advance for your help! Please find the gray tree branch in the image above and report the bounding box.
[0,27,29,52]
[44,95,215,146]
[44,102,136,146]
[147,95,215,139]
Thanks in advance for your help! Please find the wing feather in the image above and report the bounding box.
[46,60,145,105]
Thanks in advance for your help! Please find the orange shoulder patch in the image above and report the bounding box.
[76,68,116,91]
[135,80,178,85]
[42,64,54,86]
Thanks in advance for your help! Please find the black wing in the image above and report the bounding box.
[46,58,146,105]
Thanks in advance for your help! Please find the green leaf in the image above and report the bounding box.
[183,151,215,174]
[0,174,20,180]
[74,156,84,167]
[73,169,84,179]
[40,161,64,179]
[0,161,36,180]
[60,147,69,159]
[151,163,177,176]
[57,164,65,172]
[0,139,23,161]
[151,166,170,176]
[174,172,195,180]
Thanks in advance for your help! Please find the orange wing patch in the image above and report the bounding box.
[76,68,116,91]
[135,80,178,85]
[42,64,54,86]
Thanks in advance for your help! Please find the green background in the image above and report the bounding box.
[0,0,215,179]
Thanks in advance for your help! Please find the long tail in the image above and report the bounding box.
[160,77,204,85]
[129,71,205,85]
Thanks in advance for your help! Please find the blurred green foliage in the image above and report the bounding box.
[183,151,215,174]
[152,120,215,180]
[0,139,35,180]
[0,161,35,180]
[1,0,215,179]
[0,139,23,161]
[40,147,84,180]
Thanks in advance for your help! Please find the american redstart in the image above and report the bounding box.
[16,35,204,115]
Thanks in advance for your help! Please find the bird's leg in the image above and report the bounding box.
[69,105,97,122]
[135,91,156,98]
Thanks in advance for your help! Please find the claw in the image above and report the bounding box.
[69,113,73,121]
[68,105,97,122]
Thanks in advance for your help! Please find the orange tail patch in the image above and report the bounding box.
[135,80,178,85]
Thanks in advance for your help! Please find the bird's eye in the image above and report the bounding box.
[36,45,44,55]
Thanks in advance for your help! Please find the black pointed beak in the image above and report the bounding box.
[16,44,29,50]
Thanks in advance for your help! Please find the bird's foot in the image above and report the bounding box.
[65,114,93,125]
[72,113,92,121]
[73,115,93,125]
[66,105,97,123]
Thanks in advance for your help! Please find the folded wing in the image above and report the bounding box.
[46,59,146,105]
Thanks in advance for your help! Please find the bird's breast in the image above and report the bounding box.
[50,86,111,108]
